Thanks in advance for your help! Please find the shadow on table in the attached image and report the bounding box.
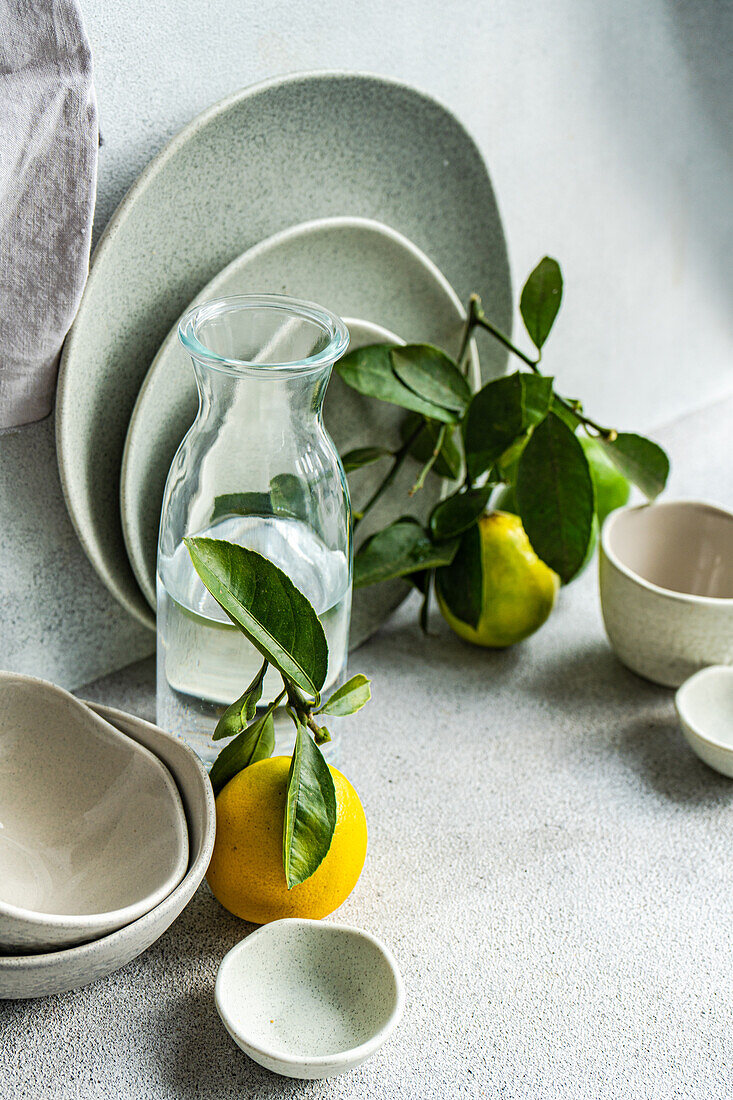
[616,713,733,807]
[526,640,733,806]
[364,601,525,680]
[527,639,668,714]
[153,986,317,1098]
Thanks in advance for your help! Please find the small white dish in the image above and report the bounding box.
[0,674,189,952]
[215,918,405,1079]
[599,500,733,687]
[0,701,215,998]
[676,666,733,777]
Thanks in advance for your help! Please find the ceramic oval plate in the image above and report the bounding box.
[0,674,188,952]
[56,71,511,630]
[121,217,483,648]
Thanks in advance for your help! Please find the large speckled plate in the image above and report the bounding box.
[120,217,482,649]
[56,71,511,630]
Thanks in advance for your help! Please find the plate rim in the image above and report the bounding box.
[56,69,510,630]
[119,214,481,611]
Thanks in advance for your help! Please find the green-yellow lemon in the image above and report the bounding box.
[436,511,559,647]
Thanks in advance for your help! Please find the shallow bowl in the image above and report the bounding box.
[215,918,405,1079]
[0,674,188,952]
[599,500,733,687]
[0,702,215,998]
[676,665,733,777]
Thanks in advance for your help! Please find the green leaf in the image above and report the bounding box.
[209,708,276,797]
[270,473,308,521]
[597,432,669,500]
[402,415,462,479]
[318,674,371,717]
[464,372,553,480]
[515,412,594,583]
[519,257,563,351]
[390,345,471,415]
[185,538,328,695]
[550,397,582,432]
[335,344,458,424]
[435,523,483,630]
[283,725,337,889]
[341,446,393,473]
[211,491,271,523]
[212,658,268,741]
[429,485,493,541]
[354,519,459,588]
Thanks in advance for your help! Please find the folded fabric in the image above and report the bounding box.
[0,0,97,430]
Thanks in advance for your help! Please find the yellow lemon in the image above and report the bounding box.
[207,756,367,924]
[436,511,559,647]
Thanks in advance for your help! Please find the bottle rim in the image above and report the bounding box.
[178,294,350,374]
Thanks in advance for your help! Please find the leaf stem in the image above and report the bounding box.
[457,295,481,377]
[409,424,447,495]
[419,569,435,634]
[472,309,538,371]
[354,419,424,529]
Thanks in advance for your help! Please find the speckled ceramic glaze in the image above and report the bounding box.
[676,666,733,777]
[0,701,215,999]
[56,71,510,629]
[215,919,405,1079]
[600,501,733,687]
[120,217,482,647]
[0,674,188,952]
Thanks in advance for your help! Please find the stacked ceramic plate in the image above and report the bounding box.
[0,673,215,999]
[55,70,512,648]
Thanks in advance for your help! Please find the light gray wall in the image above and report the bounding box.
[84,0,732,434]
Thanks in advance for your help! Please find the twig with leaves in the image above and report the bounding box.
[185,538,371,889]
[336,257,670,631]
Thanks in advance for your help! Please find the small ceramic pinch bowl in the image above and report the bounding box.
[215,918,405,1079]
[675,666,733,777]
[0,673,188,952]
[599,500,733,687]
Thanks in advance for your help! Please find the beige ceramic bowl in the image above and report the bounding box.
[599,500,733,687]
[0,703,215,999]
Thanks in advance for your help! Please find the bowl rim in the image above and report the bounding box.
[0,672,189,935]
[0,700,215,971]
[215,917,405,1070]
[601,499,733,606]
[675,665,733,753]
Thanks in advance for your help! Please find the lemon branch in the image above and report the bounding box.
[467,294,616,441]
[353,419,424,530]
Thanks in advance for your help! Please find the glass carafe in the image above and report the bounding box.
[156,295,351,766]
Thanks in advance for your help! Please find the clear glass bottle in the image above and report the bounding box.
[156,295,351,767]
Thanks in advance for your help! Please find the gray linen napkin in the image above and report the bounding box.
[0,0,97,430]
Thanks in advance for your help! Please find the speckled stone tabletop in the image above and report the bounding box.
[2,396,732,1099]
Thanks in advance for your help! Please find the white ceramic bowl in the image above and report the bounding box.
[676,666,733,777]
[215,918,405,1079]
[599,501,733,687]
[0,702,215,998]
[0,674,189,952]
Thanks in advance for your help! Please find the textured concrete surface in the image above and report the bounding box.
[1,396,732,1097]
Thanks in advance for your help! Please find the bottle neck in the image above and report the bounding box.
[192,359,332,427]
